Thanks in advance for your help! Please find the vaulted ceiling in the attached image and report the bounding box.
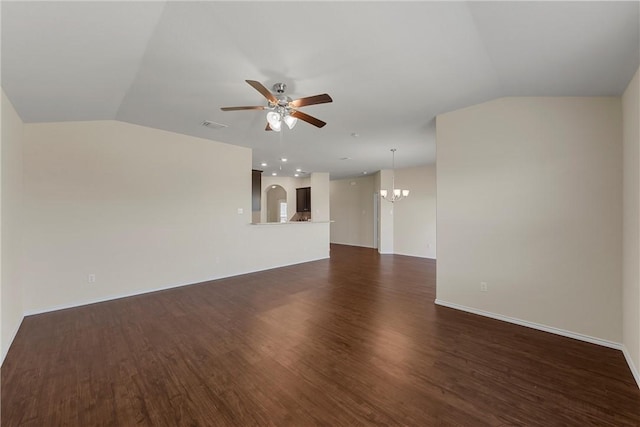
[2,1,638,179]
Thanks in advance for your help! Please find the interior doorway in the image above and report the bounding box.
[266,185,287,222]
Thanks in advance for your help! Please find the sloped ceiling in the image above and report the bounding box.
[2,1,638,179]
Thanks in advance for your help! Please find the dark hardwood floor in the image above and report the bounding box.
[2,244,639,426]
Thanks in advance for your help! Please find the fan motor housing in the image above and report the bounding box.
[272,83,286,94]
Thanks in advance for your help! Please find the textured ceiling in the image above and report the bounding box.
[2,1,638,179]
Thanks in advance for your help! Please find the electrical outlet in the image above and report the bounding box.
[88,274,96,284]
[480,282,488,292]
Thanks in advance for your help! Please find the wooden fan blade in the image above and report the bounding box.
[220,106,265,111]
[265,123,273,131]
[289,93,333,108]
[246,80,277,104]
[290,110,327,128]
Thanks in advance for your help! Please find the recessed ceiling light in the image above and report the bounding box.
[261,162,267,167]
[351,132,359,138]
[363,171,368,175]
[281,158,287,162]
[295,168,302,172]
[294,174,299,177]
[340,157,351,161]
[272,185,276,189]
[272,172,277,176]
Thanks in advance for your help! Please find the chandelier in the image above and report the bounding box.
[380,148,409,203]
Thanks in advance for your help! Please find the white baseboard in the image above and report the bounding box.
[622,345,640,389]
[330,242,375,249]
[393,251,436,260]
[436,299,640,391]
[330,245,436,259]
[434,299,622,350]
[23,280,200,316]
[24,255,330,317]
[1,314,24,366]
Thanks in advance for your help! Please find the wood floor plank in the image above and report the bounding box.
[2,244,639,426]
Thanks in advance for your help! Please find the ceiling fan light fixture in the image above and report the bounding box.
[284,115,297,129]
[221,80,331,131]
[266,111,282,131]
[380,190,388,198]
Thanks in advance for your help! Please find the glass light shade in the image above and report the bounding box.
[402,190,410,197]
[283,115,297,129]
[266,111,282,131]
[380,190,388,198]
[393,189,401,197]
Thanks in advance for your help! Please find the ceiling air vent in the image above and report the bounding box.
[201,120,228,130]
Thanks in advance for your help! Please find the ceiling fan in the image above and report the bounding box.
[221,80,332,131]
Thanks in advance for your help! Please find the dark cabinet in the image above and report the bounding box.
[296,187,311,212]
[252,170,262,212]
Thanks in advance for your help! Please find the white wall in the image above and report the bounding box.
[377,170,394,254]
[393,165,436,258]
[1,89,25,363]
[436,97,622,344]
[22,120,329,314]
[622,67,640,386]
[310,172,330,223]
[330,175,376,248]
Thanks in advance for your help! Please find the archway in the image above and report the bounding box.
[266,185,287,222]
